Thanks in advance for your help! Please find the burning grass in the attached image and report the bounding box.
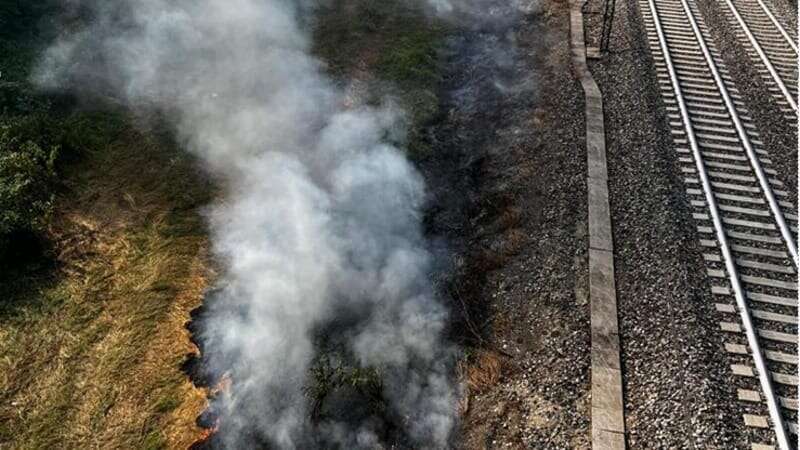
[0,117,213,448]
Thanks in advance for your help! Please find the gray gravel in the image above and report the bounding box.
[584,0,759,447]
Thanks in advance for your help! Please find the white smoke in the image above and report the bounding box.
[424,0,536,23]
[35,0,457,448]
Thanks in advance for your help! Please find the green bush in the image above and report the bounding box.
[0,0,59,86]
[377,29,441,85]
[0,108,125,262]
[0,127,57,236]
[305,353,385,419]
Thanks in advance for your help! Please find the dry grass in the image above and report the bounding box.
[461,350,503,394]
[0,122,212,449]
[456,349,503,421]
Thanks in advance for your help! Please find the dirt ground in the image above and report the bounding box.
[417,0,592,447]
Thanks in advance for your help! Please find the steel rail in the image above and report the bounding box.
[645,0,792,447]
[681,0,799,267]
[753,0,799,54]
[721,0,797,111]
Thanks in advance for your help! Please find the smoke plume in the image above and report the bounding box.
[35,0,457,447]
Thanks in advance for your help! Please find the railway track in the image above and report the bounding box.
[639,0,799,448]
[718,0,798,118]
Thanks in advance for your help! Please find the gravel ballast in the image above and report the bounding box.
[583,0,760,446]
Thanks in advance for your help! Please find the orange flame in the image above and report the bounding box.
[190,373,232,448]
[191,417,220,448]
[210,374,232,397]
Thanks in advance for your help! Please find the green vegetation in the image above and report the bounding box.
[314,1,443,84]
[0,131,56,236]
[313,0,447,159]
[306,353,385,419]
[0,1,54,38]
[0,0,61,257]
[0,0,58,84]
[308,0,450,422]
[377,28,441,85]
[304,1,450,424]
